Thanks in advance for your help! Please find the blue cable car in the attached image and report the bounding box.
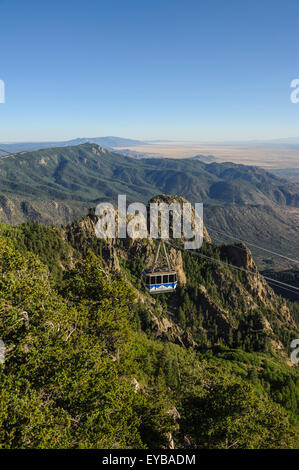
[141,240,177,294]
[142,267,177,294]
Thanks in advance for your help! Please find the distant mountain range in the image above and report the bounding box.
[2,135,299,156]
[0,136,146,155]
[0,142,297,269]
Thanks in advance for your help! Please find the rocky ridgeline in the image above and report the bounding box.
[63,194,298,356]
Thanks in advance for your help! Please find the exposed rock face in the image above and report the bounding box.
[151,314,197,347]
[219,243,257,271]
[196,243,297,353]
[68,214,121,272]
[148,194,211,243]
[168,247,186,285]
[0,195,85,226]
[84,193,211,283]
[64,194,297,356]
[90,144,108,155]
[219,243,293,315]
[71,194,210,285]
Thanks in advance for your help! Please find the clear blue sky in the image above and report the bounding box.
[0,0,299,142]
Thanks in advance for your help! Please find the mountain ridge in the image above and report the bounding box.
[0,142,297,270]
[0,142,297,207]
[0,136,146,155]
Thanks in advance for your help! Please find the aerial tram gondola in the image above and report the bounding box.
[141,240,177,294]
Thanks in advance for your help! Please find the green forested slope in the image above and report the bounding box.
[0,143,297,207]
[0,219,298,449]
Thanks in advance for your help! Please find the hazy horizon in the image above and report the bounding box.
[2,135,299,145]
